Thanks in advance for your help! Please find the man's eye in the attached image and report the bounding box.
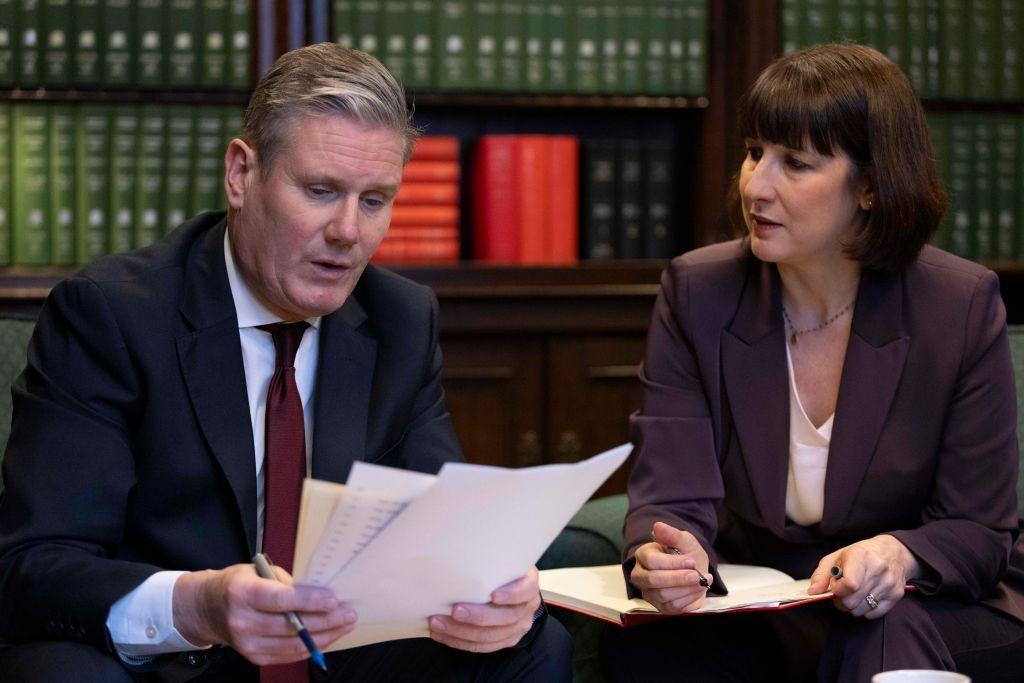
[362,196,386,209]
[307,186,333,198]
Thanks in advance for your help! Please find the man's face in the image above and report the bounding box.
[228,115,405,321]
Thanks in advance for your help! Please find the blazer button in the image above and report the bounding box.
[186,652,207,668]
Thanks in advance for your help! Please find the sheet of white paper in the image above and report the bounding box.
[324,443,632,651]
[300,463,437,586]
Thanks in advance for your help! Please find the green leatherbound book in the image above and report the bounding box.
[947,115,974,258]
[190,109,223,216]
[474,0,501,90]
[108,104,138,255]
[602,0,623,93]
[163,107,194,235]
[202,0,229,87]
[572,0,601,93]
[968,0,998,101]
[781,0,800,53]
[994,117,1019,260]
[878,0,905,68]
[998,0,1021,100]
[835,0,862,42]
[861,0,881,49]
[42,0,73,86]
[928,113,951,250]
[219,107,243,210]
[407,0,433,88]
[940,0,967,99]
[356,0,382,56]
[906,0,928,94]
[74,0,101,85]
[134,104,166,248]
[49,105,75,264]
[103,0,132,86]
[382,0,412,84]
[12,104,50,265]
[523,0,546,90]
[924,0,941,98]
[0,0,15,86]
[332,0,355,48]
[683,0,706,94]
[168,0,199,87]
[18,0,42,86]
[0,103,10,265]
[75,104,109,264]
[136,0,164,87]
[497,0,523,91]
[436,0,473,89]
[545,0,570,92]
[804,0,833,45]
[971,116,995,259]
[228,0,252,88]
[618,0,643,94]
[1018,118,1024,259]
[665,0,684,94]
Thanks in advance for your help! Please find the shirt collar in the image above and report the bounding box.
[224,229,322,330]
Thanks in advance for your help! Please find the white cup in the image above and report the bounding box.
[872,671,970,683]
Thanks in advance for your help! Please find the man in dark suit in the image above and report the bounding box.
[0,44,571,682]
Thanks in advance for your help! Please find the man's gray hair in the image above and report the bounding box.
[241,43,419,178]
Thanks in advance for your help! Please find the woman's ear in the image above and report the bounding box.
[224,138,257,211]
[857,170,876,211]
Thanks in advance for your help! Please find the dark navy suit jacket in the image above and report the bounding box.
[624,239,1024,624]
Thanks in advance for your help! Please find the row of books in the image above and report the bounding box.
[782,0,1023,101]
[333,0,707,95]
[0,0,252,89]
[374,136,461,263]
[0,102,242,265]
[931,113,1024,261]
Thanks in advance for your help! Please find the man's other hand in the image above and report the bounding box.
[428,566,541,653]
[172,564,357,666]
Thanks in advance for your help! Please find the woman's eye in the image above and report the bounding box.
[745,146,762,161]
[786,157,808,170]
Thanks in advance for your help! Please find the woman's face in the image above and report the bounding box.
[739,138,872,268]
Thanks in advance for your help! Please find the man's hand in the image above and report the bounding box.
[172,563,357,666]
[630,521,712,614]
[428,567,541,653]
[808,534,920,619]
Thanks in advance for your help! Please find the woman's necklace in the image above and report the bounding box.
[780,300,854,346]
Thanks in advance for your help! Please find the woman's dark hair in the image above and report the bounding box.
[732,43,946,271]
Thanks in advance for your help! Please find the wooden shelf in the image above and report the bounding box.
[0,88,252,106]
[408,92,709,110]
[922,100,1024,114]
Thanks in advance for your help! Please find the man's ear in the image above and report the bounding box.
[224,138,257,210]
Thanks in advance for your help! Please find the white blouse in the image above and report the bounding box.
[785,344,833,526]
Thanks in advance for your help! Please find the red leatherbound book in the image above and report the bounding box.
[390,205,460,226]
[547,136,580,264]
[394,182,460,205]
[411,136,460,161]
[403,161,460,183]
[386,225,460,241]
[516,135,550,265]
[472,136,520,263]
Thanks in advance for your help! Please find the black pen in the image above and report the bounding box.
[252,553,328,672]
[649,531,710,589]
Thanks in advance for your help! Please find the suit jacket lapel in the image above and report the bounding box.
[820,268,909,534]
[311,297,377,484]
[175,219,260,553]
[721,260,790,535]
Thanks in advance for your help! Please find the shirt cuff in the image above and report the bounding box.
[106,570,212,658]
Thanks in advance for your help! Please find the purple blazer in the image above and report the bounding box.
[624,239,1024,624]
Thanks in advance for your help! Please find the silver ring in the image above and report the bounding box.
[865,593,879,610]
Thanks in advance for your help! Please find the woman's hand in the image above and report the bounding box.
[630,522,712,615]
[808,534,920,619]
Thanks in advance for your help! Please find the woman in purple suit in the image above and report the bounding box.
[602,44,1024,682]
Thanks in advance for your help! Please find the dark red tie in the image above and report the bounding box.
[258,322,310,683]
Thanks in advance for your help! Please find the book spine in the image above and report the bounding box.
[228,0,252,88]
[472,136,519,262]
[906,0,927,94]
[474,0,500,90]
[73,0,101,85]
[309,0,328,42]
[137,0,165,87]
[572,0,601,93]
[547,136,578,264]
[202,0,229,87]
[218,107,243,210]
[939,0,967,98]
[75,104,109,264]
[42,0,73,86]
[946,115,973,258]
[189,108,223,216]
[878,0,905,68]
[927,113,951,250]
[168,0,199,87]
[497,0,522,91]
[332,0,355,48]
[971,116,995,260]
[522,0,546,90]
[804,0,833,45]
[617,142,643,259]
[390,204,460,226]
[0,103,9,265]
[256,0,274,76]
[102,0,132,86]
[517,136,549,264]
[644,140,673,258]
[999,0,1022,100]
[1018,117,1024,259]
[781,0,800,53]
[163,106,194,235]
[581,140,616,259]
[407,0,433,88]
[18,0,42,86]
[544,0,570,92]
[619,0,643,95]
[286,0,305,50]
[402,160,460,182]
[108,103,138,255]
[923,0,941,98]
[665,0,684,94]
[356,0,382,56]
[12,103,49,264]
[835,0,862,42]
[968,0,998,101]
[436,0,472,89]
[601,0,622,93]
[994,117,1019,260]
[0,0,14,86]
[49,104,76,264]
[134,104,166,248]
[382,0,411,84]
[411,136,460,160]
[394,182,460,204]
[861,0,881,49]
[683,0,706,94]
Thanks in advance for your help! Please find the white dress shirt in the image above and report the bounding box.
[784,343,833,527]
[107,230,321,658]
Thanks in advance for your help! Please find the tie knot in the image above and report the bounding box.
[258,321,309,369]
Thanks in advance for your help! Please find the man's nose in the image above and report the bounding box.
[325,197,360,245]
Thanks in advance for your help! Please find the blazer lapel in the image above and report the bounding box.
[819,268,909,534]
[175,219,259,553]
[721,260,790,535]
[311,297,377,484]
